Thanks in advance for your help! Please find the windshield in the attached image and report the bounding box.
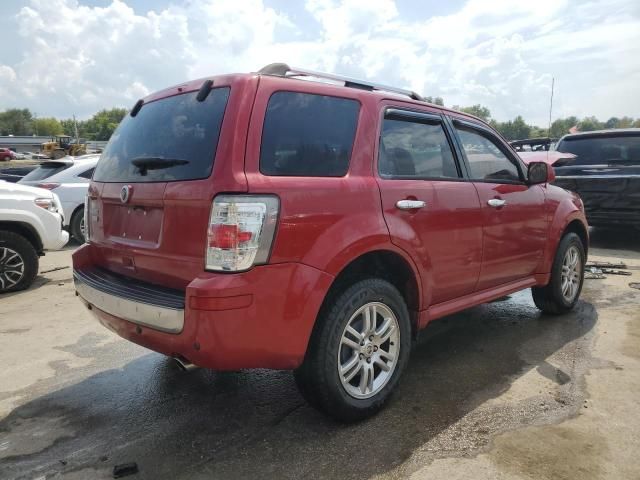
[93,87,230,183]
[20,163,69,182]
[556,134,640,165]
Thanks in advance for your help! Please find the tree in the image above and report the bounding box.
[459,104,491,122]
[605,117,620,129]
[618,116,634,128]
[33,117,63,136]
[81,108,127,140]
[0,108,33,136]
[493,116,532,140]
[578,116,604,132]
[424,96,444,106]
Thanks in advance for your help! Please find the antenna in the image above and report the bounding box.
[547,77,554,138]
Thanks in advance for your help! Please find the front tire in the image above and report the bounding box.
[532,232,585,315]
[295,278,411,422]
[0,231,39,293]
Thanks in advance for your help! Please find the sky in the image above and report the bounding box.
[0,0,638,125]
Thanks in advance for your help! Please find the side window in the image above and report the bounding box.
[455,127,521,182]
[379,118,459,179]
[260,92,360,176]
[78,167,95,179]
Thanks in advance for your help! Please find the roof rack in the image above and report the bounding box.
[258,63,425,102]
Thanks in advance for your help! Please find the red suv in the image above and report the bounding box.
[73,64,588,421]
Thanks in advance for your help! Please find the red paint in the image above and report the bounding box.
[73,71,588,371]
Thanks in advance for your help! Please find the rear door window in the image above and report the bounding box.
[379,112,460,179]
[556,134,640,165]
[260,92,360,176]
[93,87,230,182]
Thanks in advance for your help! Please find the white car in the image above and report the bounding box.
[22,155,99,243]
[0,182,69,293]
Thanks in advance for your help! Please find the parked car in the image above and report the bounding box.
[0,165,39,183]
[0,148,16,161]
[35,155,99,243]
[554,129,640,228]
[0,182,69,293]
[12,152,27,160]
[17,155,95,186]
[510,137,557,152]
[72,64,589,421]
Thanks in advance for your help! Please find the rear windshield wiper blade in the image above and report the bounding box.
[131,157,189,175]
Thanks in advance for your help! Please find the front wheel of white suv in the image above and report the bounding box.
[294,278,412,422]
[0,231,39,293]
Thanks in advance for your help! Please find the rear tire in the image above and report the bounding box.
[70,207,85,244]
[532,232,585,315]
[0,231,39,293]
[295,278,411,422]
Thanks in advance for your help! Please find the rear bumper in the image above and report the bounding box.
[72,244,334,370]
[74,267,185,333]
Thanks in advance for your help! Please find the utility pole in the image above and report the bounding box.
[547,77,554,138]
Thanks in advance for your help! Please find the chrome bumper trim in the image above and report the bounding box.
[75,276,184,334]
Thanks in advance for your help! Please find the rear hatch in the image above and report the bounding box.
[554,132,640,223]
[19,160,73,185]
[87,78,251,289]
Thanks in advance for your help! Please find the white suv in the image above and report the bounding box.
[0,182,69,293]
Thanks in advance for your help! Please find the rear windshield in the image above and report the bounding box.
[20,163,69,182]
[556,134,640,165]
[93,87,230,183]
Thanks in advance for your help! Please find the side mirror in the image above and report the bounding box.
[527,161,555,185]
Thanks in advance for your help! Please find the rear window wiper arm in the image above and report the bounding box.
[131,157,189,175]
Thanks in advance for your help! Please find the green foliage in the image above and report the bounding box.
[0,107,127,140]
[32,117,63,136]
[61,108,127,140]
[0,109,33,136]
[453,103,640,140]
[459,104,492,122]
[425,96,444,106]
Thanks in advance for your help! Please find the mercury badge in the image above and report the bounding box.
[120,185,132,204]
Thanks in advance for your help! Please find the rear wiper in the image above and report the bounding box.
[131,157,189,175]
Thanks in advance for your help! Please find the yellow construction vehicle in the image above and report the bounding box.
[41,135,87,159]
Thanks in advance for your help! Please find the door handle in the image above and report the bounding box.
[396,200,426,210]
[487,199,507,208]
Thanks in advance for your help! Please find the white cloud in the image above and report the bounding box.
[0,0,638,125]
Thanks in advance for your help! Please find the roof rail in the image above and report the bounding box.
[258,63,425,102]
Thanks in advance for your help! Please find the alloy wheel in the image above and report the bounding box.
[561,245,581,302]
[338,302,400,399]
[0,247,25,291]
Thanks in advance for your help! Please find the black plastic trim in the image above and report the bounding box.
[73,267,185,310]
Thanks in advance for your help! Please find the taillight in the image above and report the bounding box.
[37,182,60,190]
[205,195,279,272]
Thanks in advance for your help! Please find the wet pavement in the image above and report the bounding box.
[1,228,639,480]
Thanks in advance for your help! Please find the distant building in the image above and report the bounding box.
[0,136,108,154]
[0,136,51,153]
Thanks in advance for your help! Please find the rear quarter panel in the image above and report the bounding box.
[243,76,420,297]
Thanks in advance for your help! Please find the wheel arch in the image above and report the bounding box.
[315,248,422,338]
[563,219,589,257]
[0,221,43,254]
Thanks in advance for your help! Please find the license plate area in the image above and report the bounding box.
[104,204,164,244]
